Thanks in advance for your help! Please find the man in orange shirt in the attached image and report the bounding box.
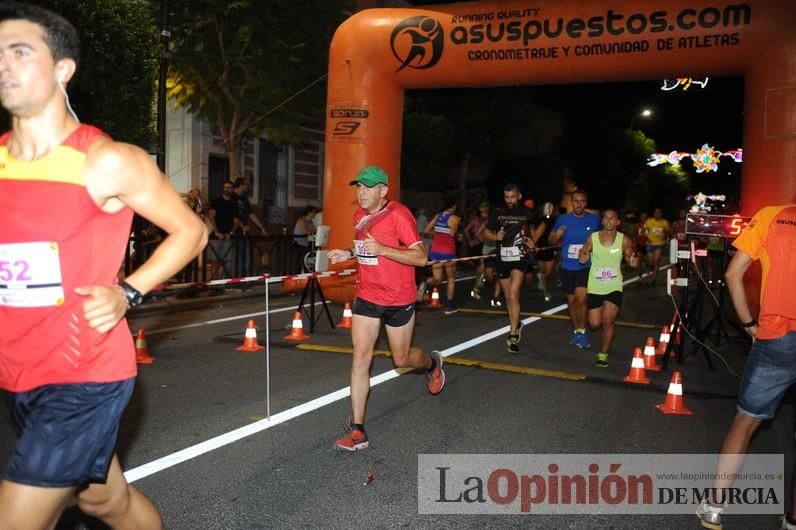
[697,205,796,530]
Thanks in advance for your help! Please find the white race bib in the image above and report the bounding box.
[594,267,618,282]
[499,245,521,262]
[0,241,65,307]
[354,239,378,266]
[567,244,583,260]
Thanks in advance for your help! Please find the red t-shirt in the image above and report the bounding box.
[0,125,137,392]
[732,205,796,340]
[353,201,422,306]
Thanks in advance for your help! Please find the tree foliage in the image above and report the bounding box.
[403,87,544,208]
[22,0,158,147]
[164,0,352,181]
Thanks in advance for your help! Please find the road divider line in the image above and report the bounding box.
[296,343,586,381]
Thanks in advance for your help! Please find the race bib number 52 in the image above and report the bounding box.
[0,241,65,307]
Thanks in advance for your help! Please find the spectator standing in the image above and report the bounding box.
[208,180,240,277]
[233,177,266,277]
[415,207,431,250]
[697,204,796,530]
[293,204,318,272]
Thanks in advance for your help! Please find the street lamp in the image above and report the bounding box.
[630,108,653,130]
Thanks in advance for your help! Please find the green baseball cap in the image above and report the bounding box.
[350,166,388,187]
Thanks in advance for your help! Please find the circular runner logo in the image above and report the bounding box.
[390,16,444,72]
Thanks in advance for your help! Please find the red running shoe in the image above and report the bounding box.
[426,350,445,395]
[335,427,369,451]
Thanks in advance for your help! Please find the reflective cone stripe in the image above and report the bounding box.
[623,347,650,385]
[643,337,661,372]
[284,311,310,341]
[238,319,265,352]
[135,329,154,365]
[656,371,693,415]
[338,302,353,329]
[428,288,442,308]
[656,325,670,356]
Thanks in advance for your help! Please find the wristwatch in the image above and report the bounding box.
[741,319,757,328]
[120,281,144,308]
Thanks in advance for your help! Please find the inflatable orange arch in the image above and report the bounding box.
[318,0,795,302]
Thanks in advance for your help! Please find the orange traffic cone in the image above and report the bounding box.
[284,311,310,341]
[643,337,661,372]
[338,302,353,329]
[135,329,154,365]
[656,325,670,356]
[656,371,693,415]
[237,319,265,352]
[427,287,442,309]
[623,347,650,385]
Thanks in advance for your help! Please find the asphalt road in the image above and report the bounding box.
[1,270,793,529]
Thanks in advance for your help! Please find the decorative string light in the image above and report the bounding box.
[687,192,726,213]
[647,144,742,173]
[661,78,709,91]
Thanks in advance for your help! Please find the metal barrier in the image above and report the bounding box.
[124,233,311,284]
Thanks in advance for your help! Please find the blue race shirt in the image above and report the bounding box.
[553,212,601,270]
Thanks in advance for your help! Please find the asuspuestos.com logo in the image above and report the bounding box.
[448,4,751,46]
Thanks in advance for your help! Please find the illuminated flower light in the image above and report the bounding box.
[692,144,720,173]
[647,146,742,169]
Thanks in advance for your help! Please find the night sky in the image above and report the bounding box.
[534,75,745,199]
[467,76,746,205]
[535,76,744,153]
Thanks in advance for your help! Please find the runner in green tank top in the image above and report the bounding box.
[578,209,639,367]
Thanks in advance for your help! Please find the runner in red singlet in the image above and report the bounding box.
[328,166,445,451]
[0,4,207,528]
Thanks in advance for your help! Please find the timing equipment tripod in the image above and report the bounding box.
[661,238,749,371]
[296,272,336,333]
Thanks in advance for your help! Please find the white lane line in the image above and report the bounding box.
[123,269,656,483]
